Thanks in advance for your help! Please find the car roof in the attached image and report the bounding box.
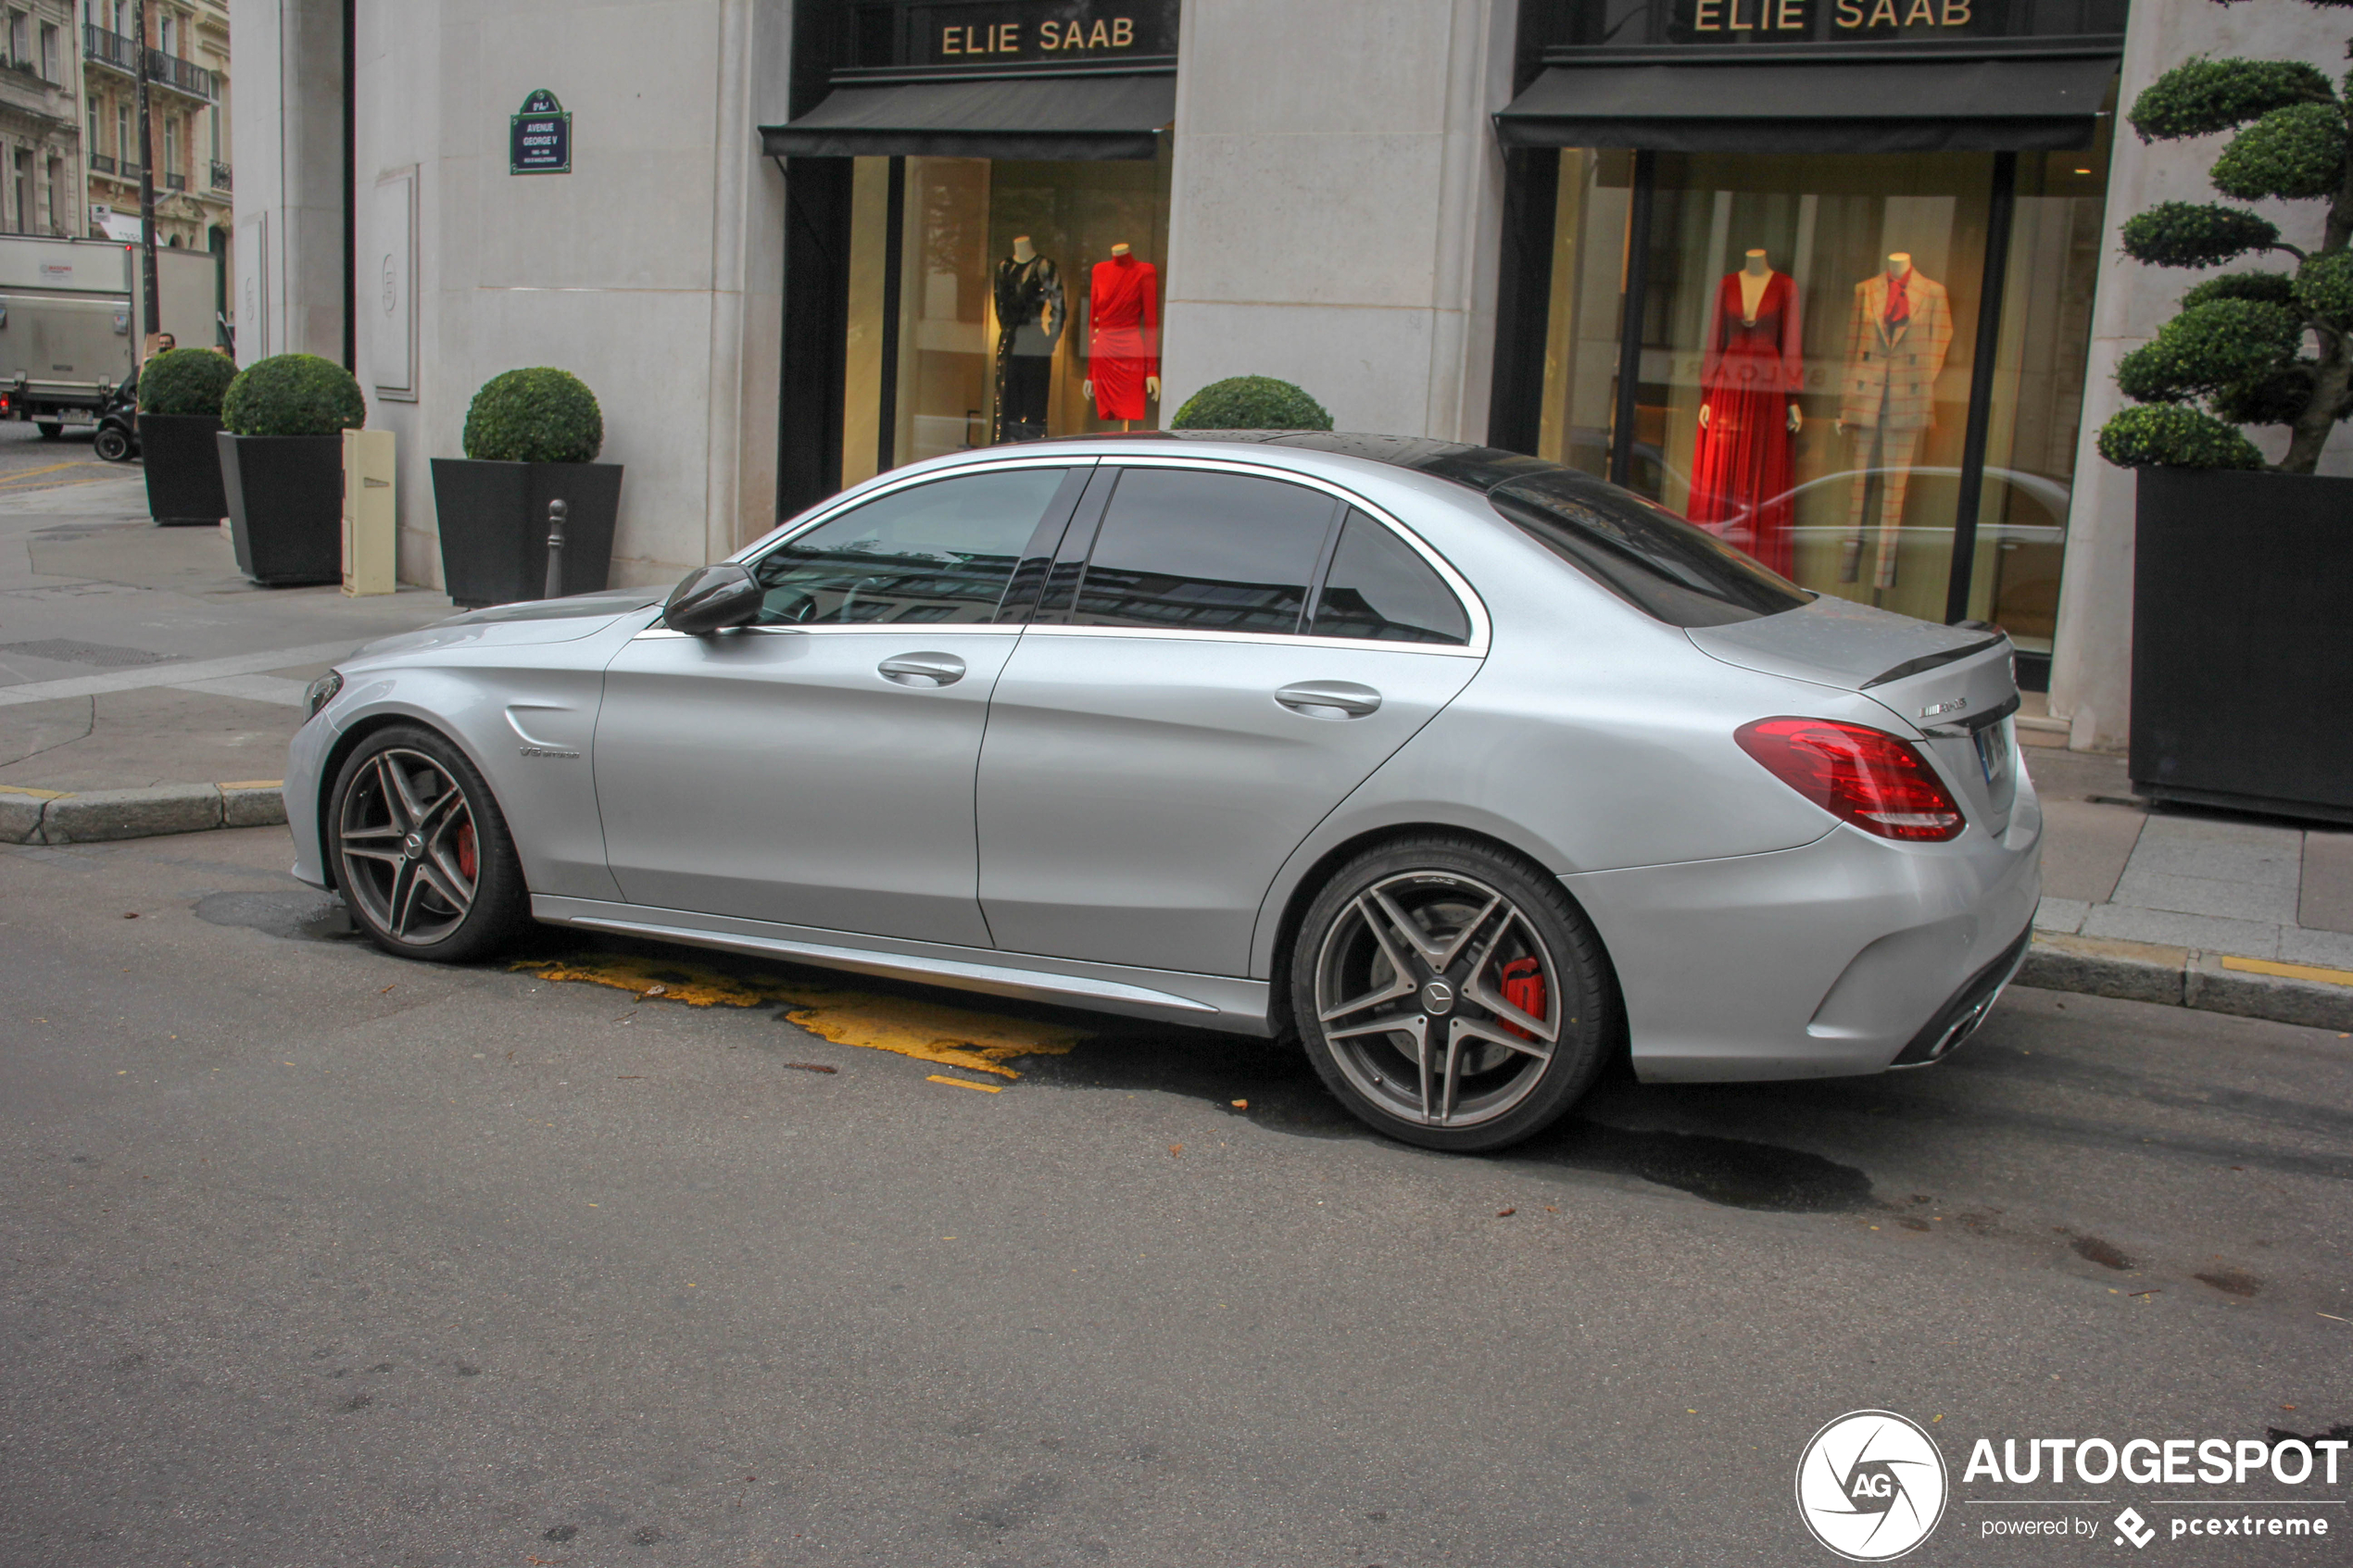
[1024,430,1567,495]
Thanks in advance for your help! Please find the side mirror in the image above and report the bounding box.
[662,562,762,635]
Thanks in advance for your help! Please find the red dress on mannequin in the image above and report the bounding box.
[1088,254,1160,421]
[1687,270,1803,576]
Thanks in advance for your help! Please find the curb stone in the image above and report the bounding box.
[0,781,286,846]
[2019,931,2353,1033]
[1,785,2346,1033]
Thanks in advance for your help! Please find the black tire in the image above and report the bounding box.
[328,724,531,962]
[93,427,132,462]
[35,421,61,440]
[1289,834,1617,1152]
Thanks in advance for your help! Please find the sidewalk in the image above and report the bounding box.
[0,472,453,793]
[1,475,2347,1025]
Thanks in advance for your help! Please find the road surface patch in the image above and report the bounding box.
[514,951,1086,1079]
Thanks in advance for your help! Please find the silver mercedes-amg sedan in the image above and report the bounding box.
[286,433,2040,1151]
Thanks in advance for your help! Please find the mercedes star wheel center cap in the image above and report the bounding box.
[402,832,423,860]
[1419,979,1456,1015]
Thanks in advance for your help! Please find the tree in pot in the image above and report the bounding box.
[136,348,238,525]
[2092,0,2353,822]
[217,354,366,586]
[1170,375,1334,431]
[431,368,622,608]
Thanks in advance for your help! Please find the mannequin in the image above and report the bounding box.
[1688,248,1804,574]
[1836,252,1954,591]
[992,234,1064,444]
[1083,242,1161,428]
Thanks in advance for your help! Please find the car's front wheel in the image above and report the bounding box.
[328,725,529,961]
[1290,836,1617,1152]
[92,426,132,461]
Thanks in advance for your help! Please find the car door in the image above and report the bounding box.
[975,460,1486,976]
[594,461,1088,947]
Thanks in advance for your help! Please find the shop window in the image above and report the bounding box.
[840,143,1173,489]
[1530,136,2107,649]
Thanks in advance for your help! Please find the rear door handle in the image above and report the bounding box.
[877,652,967,687]
[1276,680,1382,719]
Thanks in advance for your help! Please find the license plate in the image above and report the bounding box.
[1974,721,2011,786]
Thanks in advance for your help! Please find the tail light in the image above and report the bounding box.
[1735,717,1965,842]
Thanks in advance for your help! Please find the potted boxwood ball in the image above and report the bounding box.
[217,353,365,586]
[2094,0,2353,823]
[137,347,237,526]
[431,368,621,608]
[1169,375,1334,431]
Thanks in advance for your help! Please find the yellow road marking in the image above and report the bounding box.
[0,784,71,800]
[2220,954,2353,988]
[219,779,283,790]
[0,458,92,485]
[927,1073,1003,1093]
[515,952,1084,1078]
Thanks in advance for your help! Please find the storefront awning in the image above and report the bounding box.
[761,71,1175,161]
[1495,51,2120,155]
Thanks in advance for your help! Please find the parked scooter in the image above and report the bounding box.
[92,373,138,463]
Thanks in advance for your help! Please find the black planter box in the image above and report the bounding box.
[216,432,344,587]
[2132,466,2353,824]
[138,412,229,525]
[430,458,623,608]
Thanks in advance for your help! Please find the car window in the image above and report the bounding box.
[750,469,1069,625]
[1069,468,1338,635]
[1487,470,1812,628]
[1308,510,1470,646]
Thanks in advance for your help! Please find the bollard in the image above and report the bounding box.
[543,497,569,601]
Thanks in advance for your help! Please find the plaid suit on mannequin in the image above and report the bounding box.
[1838,267,1954,589]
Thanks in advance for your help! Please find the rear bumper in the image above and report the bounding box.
[1564,784,2042,1084]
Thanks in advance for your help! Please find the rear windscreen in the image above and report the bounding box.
[1488,471,1813,628]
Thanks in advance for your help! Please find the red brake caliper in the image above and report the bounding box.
[1499,956,1545,1040]
[456,821,478,882]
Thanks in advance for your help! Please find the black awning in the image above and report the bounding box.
[761,72,1175,161]
[1495,52,2119,154]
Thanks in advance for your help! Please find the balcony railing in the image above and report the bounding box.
[164,170,184,190]
[82,24,214,101]
[208,160,229,191]
[89,152,113,173]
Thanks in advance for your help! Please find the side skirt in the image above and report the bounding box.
[531,896,1277,1037]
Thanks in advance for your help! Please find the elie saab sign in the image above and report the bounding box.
[1543,0,2126,48]
[841,0,1180,69]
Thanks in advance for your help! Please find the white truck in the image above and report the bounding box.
[0,235,222,437]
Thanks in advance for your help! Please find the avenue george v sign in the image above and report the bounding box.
[510,90,573,175]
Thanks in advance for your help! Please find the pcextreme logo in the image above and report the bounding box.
[1797,1410,1951,1561]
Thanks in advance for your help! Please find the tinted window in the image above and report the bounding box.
[1309,510,1470,646]
[1488,470,1812,628]
[751,469,1067,625]
[1069,469,1337,634]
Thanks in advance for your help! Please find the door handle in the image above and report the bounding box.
[877,652,967,687]
[1276,680,1382,719]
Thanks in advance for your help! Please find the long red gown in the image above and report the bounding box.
[1088,254,1160,421]
[1687,270,1803,576]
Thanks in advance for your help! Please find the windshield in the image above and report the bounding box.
[1488,470,1813,628]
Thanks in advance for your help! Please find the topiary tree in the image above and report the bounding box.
[138,347,238,417]
[462,368,604,464]
[1169,375,1333,432]
[221,353,366,437]
[2095,4,2353,473]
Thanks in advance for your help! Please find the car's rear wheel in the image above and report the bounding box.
[1290,836,1616,1152]
[93,426,132,461]
[329,725,528,961]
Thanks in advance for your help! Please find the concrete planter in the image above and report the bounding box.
[138,412,229,525]
[430,458,623,608]
[217,432,344,586]
[2131,466,2353,824]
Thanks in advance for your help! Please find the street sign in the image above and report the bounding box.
[510,90,572,175]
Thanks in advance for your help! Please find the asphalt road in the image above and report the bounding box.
[3,826,2349,1567]
[0,415,125,495]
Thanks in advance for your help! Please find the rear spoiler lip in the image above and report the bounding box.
[1860,631,2009,690]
